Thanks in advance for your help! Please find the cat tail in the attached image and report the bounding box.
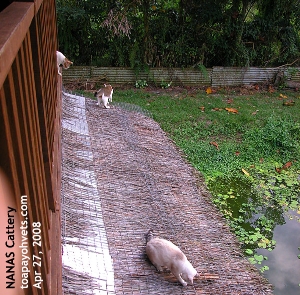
[94,88,104,97]
[146,229,154,243]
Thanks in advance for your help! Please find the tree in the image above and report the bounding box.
[56,0,300,67]
[252,0,300,66]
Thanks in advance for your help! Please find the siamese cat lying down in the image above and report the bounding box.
[145,230,198,286]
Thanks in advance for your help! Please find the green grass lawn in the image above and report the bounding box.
[111,87,300,179]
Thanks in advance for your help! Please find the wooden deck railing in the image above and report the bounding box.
[0,1,62,294]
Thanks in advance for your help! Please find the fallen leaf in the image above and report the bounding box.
[268,85,274,93]
[259,158,264,163]
[226,98,234,104]
[282,161,292,170]
[279,93,288,99]
[235,151,240,156]
[206,87,216,94]
[252,110,259,115]
[275,161,292,173]
[206,87,212,94]
[283,100,295,106]
[225,107,238,114]
[242,168,250,176]
[212,107,223,111]
[199,106,205,111]
[210,141,219,150]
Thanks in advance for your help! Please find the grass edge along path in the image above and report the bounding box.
[81,86,300,275]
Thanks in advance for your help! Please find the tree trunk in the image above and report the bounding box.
[142,0,150,64]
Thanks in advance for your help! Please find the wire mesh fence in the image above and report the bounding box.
[61,92,115,295]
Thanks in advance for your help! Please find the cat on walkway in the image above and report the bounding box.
[145,230,197,286]
[94,84,113,108]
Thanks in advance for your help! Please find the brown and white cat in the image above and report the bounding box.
[145,230,198,286]
[94,84,113,108]
[56,51,73,76]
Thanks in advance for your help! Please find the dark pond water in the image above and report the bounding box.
[257,211,300,295]
[209,178,300,295]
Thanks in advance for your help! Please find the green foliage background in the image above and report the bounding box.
[56,0,300,68]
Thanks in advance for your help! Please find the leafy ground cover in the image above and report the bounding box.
[82,85,300,273]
